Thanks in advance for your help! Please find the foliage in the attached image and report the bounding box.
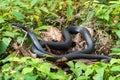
[1,0,119,56]
[84,0,120,56]
[0,0,87,56]
[0,0,120,79]
[0,57,69,80]
[1,57,120,80]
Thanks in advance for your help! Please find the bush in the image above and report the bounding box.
[1,57,120,80]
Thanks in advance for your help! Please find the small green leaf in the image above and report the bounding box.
[85,68,94,76]
[49,70,67,79]
[38,63,50,74]
[74,68,82,77]
[111,66,120,71]
[0,18,5,23]
[110,59,120,65]
[115,30,120,39]
[108,76,116,80]
[76,76,88,80]
[0,38,11,54]
[110,52,120,55]
[35,25,51,31]
[94,68,104,80]
[75,62,87,70]
[67,61,74,68]
[111,48,120,52]
[3,32,15,37]
[12,11,25,20]
[104,13,109,21]
[22,67,34,74]
[24,73,37,80]
[40,7,49,13]
[67,6,73,20]
[87,11,95,21]
[30,0,38,7]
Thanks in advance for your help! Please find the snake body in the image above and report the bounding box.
[11,23,111,62]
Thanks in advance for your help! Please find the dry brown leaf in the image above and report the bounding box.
[42,27,62,41]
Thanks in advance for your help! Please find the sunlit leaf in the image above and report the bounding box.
[110,59,120,65]
[111,48,120,52]
[111,66,120,71]
[37,63,50,74]
[87,11,95,21]
[30,0,38,7]
[12,11,25,20]
[108,76,116,80]
[94,68,104,80]
[76,76,88,80]
[40,7,49,13]
[22,67,34,74]
[67,6,73,20]
[104,13,109,21]
[49,70,67,79]
[75,62,87,70]
[85,68,94,76]
[67,61,74,68]
[115,30,120,39]
[35,25,51,31]
[0,18,5,23]
[0,38,11,54]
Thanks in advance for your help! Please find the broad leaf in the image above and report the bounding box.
[67,6,73,20]
[111,66,120,71]
[87,11,95,21]
[37,63,50,74]
[12,11,25,20]
[115,30,120,39]
[22,67,34,74]
[0,38,11,54]
[0,18,5,23]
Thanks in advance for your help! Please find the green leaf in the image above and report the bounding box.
[35,25,51,31]
[3,32,15,37]
[22,67,34,74]
[115,30,120,39]
[12,11,25,20]
[85,68,94,76]
[0,38,11,54]
[40,7,49,13]
[37,63,50,74]
[104,13,109,21]
[0,18,5,23]
[74,68,82,78]
[94,68,104,80]
[76,76,88,80]
[30,0,38,7]
[110,52,120,55]
[24,73,37,80]
[67,61,74,68]
[110,59,120,65]
[49,70,67,79]
[87,11,95,21]
[75,62,87,70]
[108,76,116,80]
[111,48,120,52]
[111,66,120,71]
[67,6,73,20]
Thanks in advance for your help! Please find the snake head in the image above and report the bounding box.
[11,23,24,29]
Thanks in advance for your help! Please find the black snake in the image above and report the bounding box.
[11,23,111,62]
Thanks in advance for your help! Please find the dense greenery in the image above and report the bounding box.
[1,57,120,80]
[0,0,120,80]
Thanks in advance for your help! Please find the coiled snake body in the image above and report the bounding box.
[11,23,111,62]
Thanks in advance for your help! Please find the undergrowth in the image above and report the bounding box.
[0,0,120,80]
